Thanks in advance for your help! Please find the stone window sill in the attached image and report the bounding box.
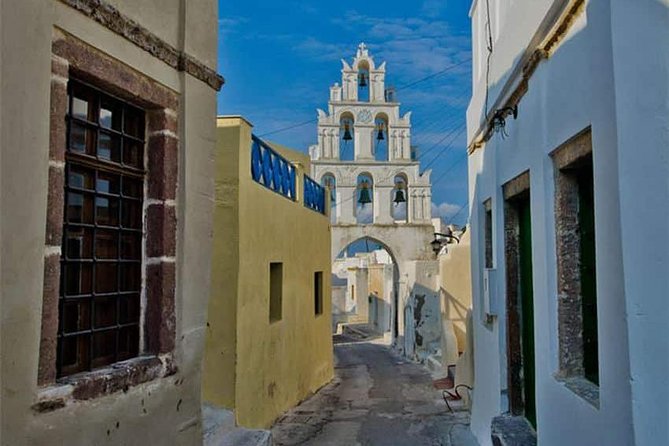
[33,355,176,413]
[555,375,600,409]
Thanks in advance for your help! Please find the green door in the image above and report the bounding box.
[577,165,598,385]
[518,197,536,428]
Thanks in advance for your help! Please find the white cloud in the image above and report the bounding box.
[218,16,249,34]
[293,37,352,62]
[421,0,446,18]
[431,201,461,219]
[325,12,471,86]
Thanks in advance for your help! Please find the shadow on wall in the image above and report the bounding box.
[441,287,470,352]
[368,292,392,332]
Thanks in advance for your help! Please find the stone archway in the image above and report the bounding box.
[331,224,436,351]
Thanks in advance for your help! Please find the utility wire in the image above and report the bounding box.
[484,0,494,116]
[447,202,469,224]
[415,120,466,163]
[332,147,468,209]
[431,153,468,186]
[257,59,472,138]
[395,58,472,91]
[258,117,318,138]
[410,89,471,135]
[420,124,467,172]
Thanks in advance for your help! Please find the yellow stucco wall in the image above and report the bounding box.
[438,231,473,352]
[203,117,334,429]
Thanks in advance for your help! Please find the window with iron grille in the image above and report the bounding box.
[58,80,145,378]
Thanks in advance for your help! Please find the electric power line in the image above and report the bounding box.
[415,121,466,164]
[256,58,472,138]
[420,124,467,172]
[258,117,318,138]
[447,202,469,224]
[431,153,468,186]
[395,58,472,91]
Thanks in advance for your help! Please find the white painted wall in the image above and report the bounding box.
[467,1,669,445]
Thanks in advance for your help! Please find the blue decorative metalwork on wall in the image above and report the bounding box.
[251,135,296,200]
[304,175,326,214]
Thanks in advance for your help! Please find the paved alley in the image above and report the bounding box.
[271,336,479,446]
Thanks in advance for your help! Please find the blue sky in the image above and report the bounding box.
[217,0,472,226]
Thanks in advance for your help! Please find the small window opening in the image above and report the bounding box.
[314,272,323,316]
[269,263,283,322]
[484,200,493,268]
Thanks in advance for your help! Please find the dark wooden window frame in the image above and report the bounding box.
[502,171,535,425]
[37,32,180,405]
[551,128,600,407]
[58,79,146,377]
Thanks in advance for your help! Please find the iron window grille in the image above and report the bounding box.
[58,79,146,378]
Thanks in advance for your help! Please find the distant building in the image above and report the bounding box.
[467,1,668,445]
[0,0,222,444]
[332,250,394,336]
[202,117,334,434]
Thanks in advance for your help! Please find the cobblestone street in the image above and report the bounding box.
[272,336,478,446]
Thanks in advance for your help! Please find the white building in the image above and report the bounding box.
[467,1,668,445]
[309,44,443,361]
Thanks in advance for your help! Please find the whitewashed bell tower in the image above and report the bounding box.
[309,43,433,227]
[309,44,438,355]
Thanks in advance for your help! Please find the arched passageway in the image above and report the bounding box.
[331,237,400,341]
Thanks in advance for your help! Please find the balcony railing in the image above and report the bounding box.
[251,135,296,200]
[303,174,326,214]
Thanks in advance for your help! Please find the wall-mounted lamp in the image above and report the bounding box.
[492,105,518,138]
[430,229,462,256]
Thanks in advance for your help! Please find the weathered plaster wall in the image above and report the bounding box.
[202,118,242,410]
[466,1,666,444]
[203,117,334,429]
[608,1,669,443]
[438,231,472,355]
[368,264,393,332]
[0,1,219,444]
[403,261,441,362]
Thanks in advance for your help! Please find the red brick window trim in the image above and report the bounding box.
[37,32,179,405]
[551,128,600,408]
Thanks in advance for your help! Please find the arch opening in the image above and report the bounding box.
[321,173,336,224]
[339,112,355,161]
[392,174,408,223]
[357,60,370,102]
[374,113,389,162]
[332,237,400,341]
[355,173,374,224]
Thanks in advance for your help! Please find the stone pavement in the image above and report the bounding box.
[271,336,479,446]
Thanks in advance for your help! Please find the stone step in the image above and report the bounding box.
[202,404,272,446]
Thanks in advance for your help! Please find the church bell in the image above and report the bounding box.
[358,72,368,87]
[358,181,372,206]
[342,123,353,141]
[393,189,406,205]
[376,128,385,141]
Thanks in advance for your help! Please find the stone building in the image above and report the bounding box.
[331,249,394,335]
[466,0,668,445]
[0,1,222,444]
[202,117,334,435]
